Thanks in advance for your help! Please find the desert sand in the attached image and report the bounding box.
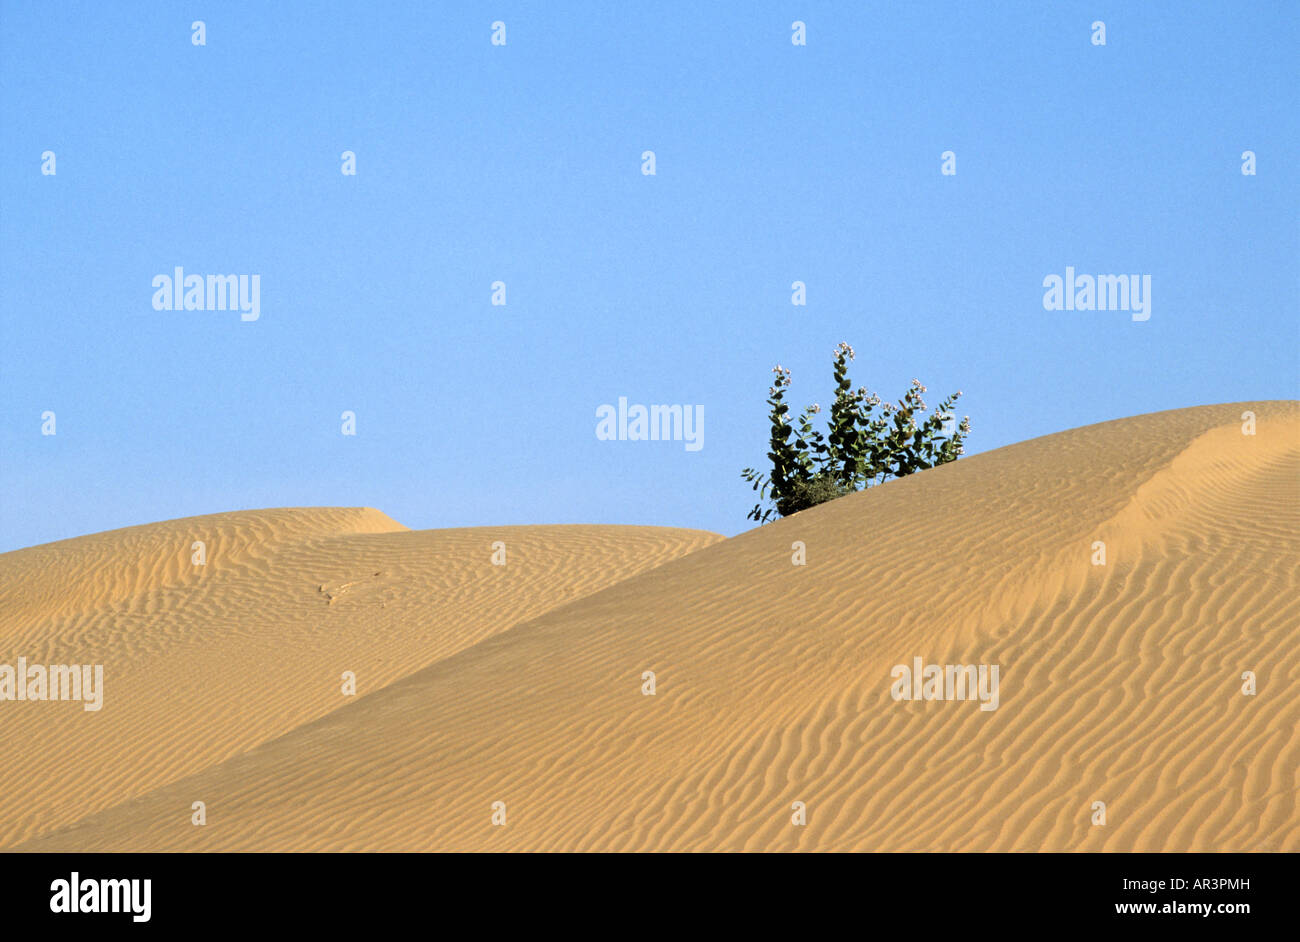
[1,401,1296,851]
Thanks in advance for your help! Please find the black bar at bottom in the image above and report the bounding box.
[0,851,1285,930]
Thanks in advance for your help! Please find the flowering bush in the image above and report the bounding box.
[741,342,970,522]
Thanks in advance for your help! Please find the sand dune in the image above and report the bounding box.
[0,510,720,847]
[4,402,1297,851]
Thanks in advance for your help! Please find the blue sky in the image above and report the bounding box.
[2,1,1297,552]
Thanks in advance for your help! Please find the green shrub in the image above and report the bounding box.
[741,342,970,523]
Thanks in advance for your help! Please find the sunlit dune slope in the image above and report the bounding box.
[0,510,721,847]
[10,401,1300,852]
